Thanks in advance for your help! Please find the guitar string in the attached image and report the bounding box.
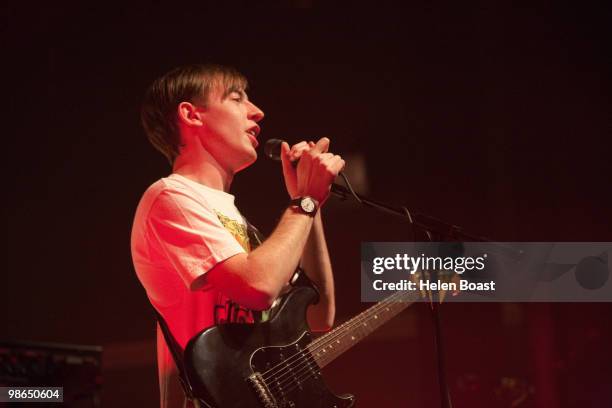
[264,290,416,398]
[268,300,415,397]
[261,289,417,397]
[261,288,410,384]
[272,294,419,398]
[272,273,457,398]
[263,272,447,398]
[260,288,405,381]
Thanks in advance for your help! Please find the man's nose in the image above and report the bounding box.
[247,101,264,122]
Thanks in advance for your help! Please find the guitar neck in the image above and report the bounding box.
[307,290,418,369]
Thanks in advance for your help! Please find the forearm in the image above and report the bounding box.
[300,211,336,330]
[203,207,316,311]
[301,212,333,293]
[245,207,314,300]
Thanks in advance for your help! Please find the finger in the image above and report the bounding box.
[281,141,291,159]
[290,141,308,156]
[290,142,311,161]
[317,152,334,162]
[311,137,330,154]
[328,156,345,174]
[280,142,294,175]
[310,152,332,168]
[319,153,340,166]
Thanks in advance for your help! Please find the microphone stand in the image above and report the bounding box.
[330,182,495,408]
[331,183,494,243]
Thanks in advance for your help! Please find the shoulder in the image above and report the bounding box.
[139,175,214,213]
[144,174,202,199]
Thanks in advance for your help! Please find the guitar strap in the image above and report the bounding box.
[153,308,199,403]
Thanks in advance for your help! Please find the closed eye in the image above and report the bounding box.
[230,91,245,102]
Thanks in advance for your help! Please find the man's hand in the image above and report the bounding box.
[280,137,345,205]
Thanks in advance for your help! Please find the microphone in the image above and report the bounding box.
[264,138,300,168]
[264,138,284,162]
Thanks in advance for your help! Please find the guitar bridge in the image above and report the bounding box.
[247,372,278,408]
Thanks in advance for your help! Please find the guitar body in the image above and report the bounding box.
[184,283,355,408]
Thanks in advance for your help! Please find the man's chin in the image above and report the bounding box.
[235,151,257,172]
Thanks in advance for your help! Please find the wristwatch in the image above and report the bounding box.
[290,196,319,216]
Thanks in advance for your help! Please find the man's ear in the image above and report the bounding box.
[177,102,204,127]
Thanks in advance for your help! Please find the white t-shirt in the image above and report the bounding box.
[131,173,258,408]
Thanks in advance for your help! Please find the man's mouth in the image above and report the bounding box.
[246,126,260,148]
[246,130,259,148]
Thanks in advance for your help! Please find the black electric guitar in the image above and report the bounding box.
[184,276,418,408]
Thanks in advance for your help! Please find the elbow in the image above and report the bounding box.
[249,291,276,311]
[247,283,280,311]
[208,254,280,311]
[243,258,284,311]
[310,318,334,333]
[312,321,333,333]
[319,313,335,332]
[307,302,335,332]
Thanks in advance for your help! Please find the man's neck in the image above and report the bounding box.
[172,150,233,192]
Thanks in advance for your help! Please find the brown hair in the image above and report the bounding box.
[140,64,247,164]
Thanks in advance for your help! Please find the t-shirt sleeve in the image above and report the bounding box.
[145,188,246,289]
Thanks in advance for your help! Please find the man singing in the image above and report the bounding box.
[131,64,344,407]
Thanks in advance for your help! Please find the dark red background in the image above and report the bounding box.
[2,3,611,407]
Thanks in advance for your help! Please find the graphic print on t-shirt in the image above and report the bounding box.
[212,210,262,325]
[214,210,251,252]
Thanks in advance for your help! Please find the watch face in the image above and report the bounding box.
[301,197,316,213]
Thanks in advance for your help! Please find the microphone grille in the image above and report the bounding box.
[264,139,284,161]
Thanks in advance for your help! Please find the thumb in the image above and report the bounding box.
[312,137,330,153]
[280,141,294,174]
